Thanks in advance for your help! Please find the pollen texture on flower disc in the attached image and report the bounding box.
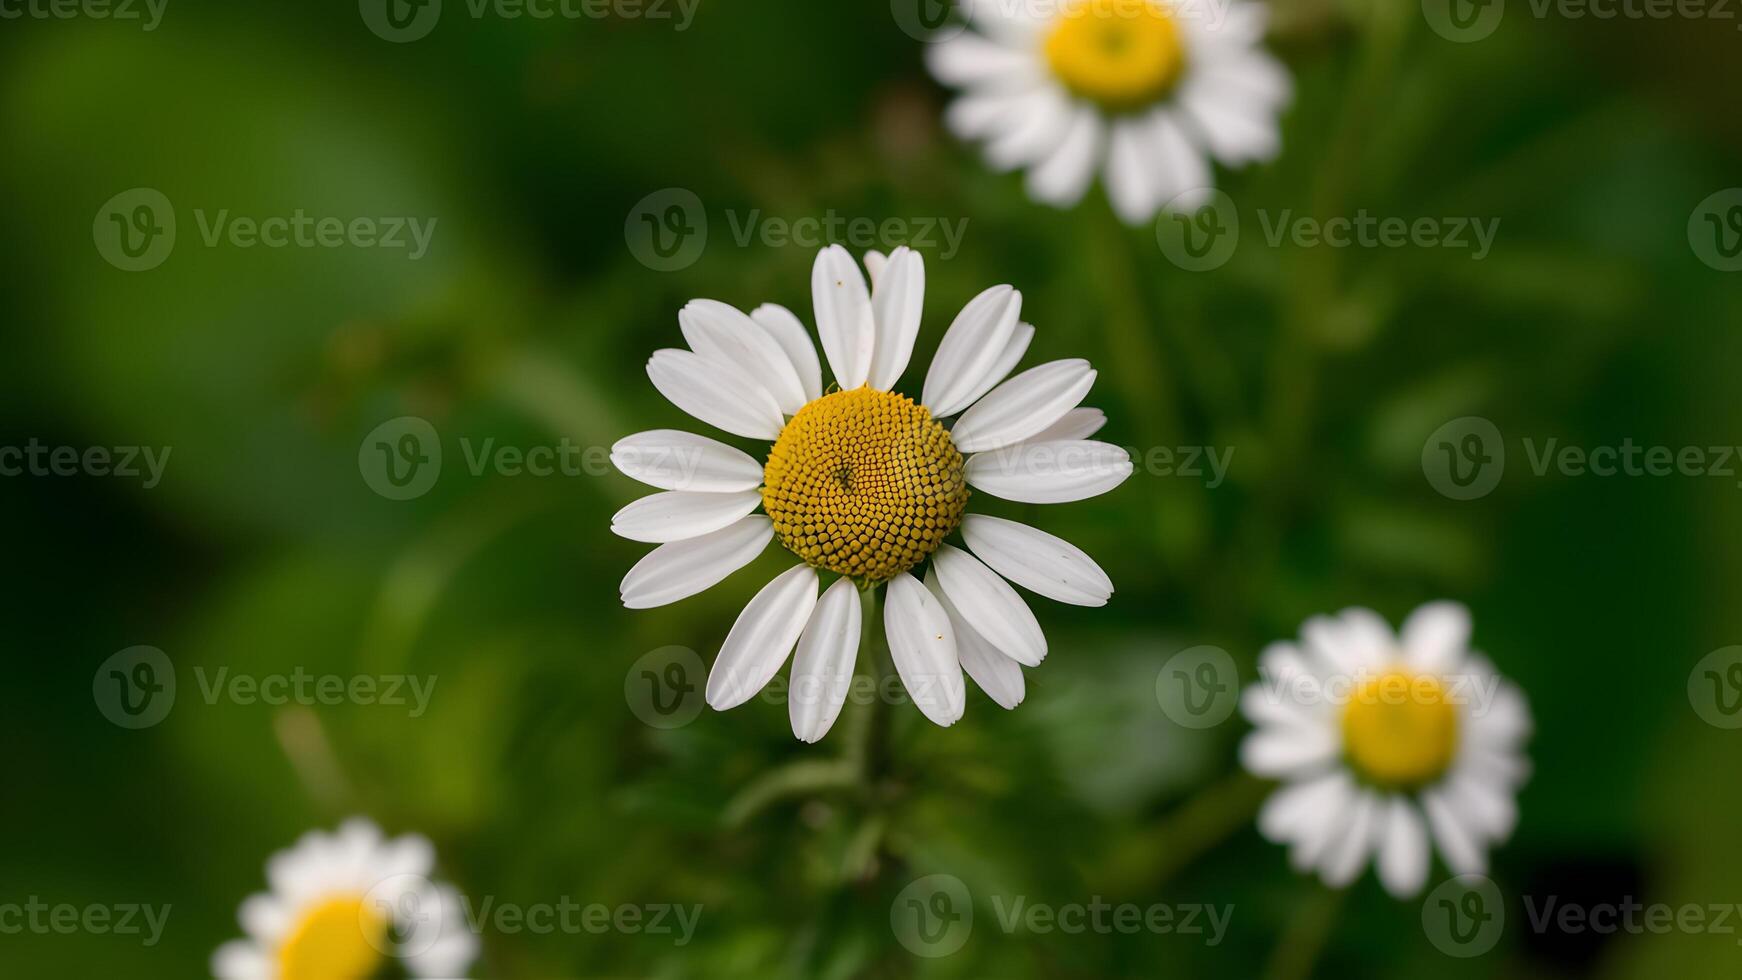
[1340,670,1460,790]
[1045,0,1186,113]
[275,894,387,980]
[762,387,968,582]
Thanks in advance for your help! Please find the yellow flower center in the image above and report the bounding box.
[1045,0,1187,112]
[762,387,968,582]
[275,895,389,980]
[1340,669,1460,789]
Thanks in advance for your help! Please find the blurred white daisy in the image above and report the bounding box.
[212,818,475,980]
[612,245,1132,740]
[926,0,1291,223]
[1240,602,1532,898]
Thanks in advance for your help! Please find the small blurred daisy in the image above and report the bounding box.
[212,818,475,980]
[1240,602,1532,897]
[612,245,1132,740]
[926,0,1291,223]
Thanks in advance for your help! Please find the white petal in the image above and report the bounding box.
[949,359,1097,453]
[1144,109,1215,215]
[1239,725,1339,777]
[619,515,772,609]
[943,89,1033,142]
[706,564,818,710]
[868,246,926,390]
[680,299,809,414]
[1018,406,1105,445]
[959,514,1112,606]
[647,349,784,440]
[750,303,824,403]
[211,940,269,979]
[1257,769,1348,843]
[1176,57,1287,166]
[1376,796,1431,898]
[789,577,863,742]
[1026,106,1103,208]
[1445,767,1518,842]
[611,429,765,492]
[1401,601,1472,675]
[1301,610,1388,677]
[883,571,965,726]
[927,569,1024,709]
[1287,773,1359,871]
[1422,787,1487,876]
[862,250,888,288]
[932,544,1047,666]
[1105,117,1162,226]
[950,322,1035,419]
[811,244,876,390]
[924,30,1043,89]
[965,439,1134,503]
[922,285,1023,417]
[611,490,763,544]
[1319,789,1380,887]
[1339,607,1397,667]
[985,88,1074,172]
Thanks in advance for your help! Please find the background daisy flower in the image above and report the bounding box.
[611,244,1133,740]
[926,0,1292,223]
[211,818,476,980]
[1239,602,1533,898]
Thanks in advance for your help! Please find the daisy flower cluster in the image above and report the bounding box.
[611,245,1133,740]
[1240,602,1533,897]
[926,0,1292,223]
[212,819,475,980]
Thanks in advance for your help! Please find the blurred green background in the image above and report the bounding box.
[4,0,1741,976]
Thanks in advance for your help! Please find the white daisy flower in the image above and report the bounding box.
[612,244,1133,741]
[1239,602,1533,898]
[925,0,1292,224]
[212,818,476,980]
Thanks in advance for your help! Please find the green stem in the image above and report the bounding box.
[1263,885,1347,980]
